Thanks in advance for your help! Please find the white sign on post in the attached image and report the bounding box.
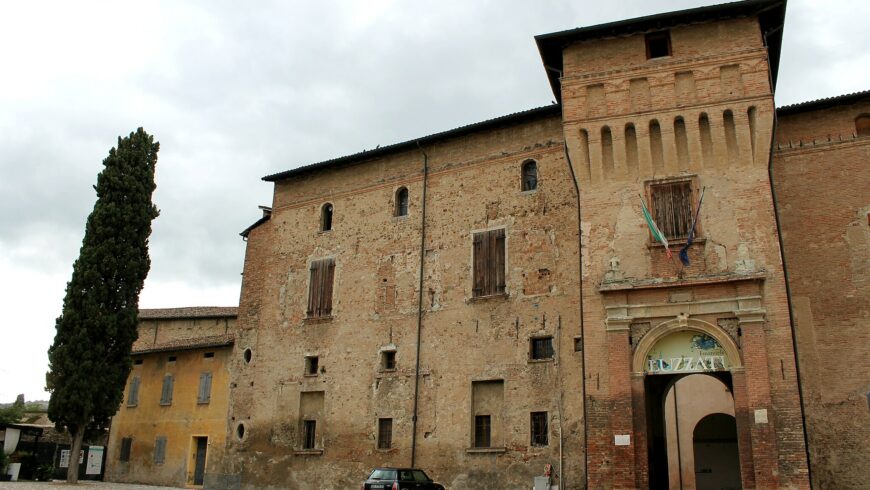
[86,446,104,475]
[59,450,70,468]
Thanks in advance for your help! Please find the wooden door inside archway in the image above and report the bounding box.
[693,413,741,490]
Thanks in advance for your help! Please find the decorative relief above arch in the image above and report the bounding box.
[632,315,743,373]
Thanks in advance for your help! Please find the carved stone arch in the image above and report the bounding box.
[632,315,742,373]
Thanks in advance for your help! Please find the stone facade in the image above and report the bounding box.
[211,1,865,489]
[105,308,237,488]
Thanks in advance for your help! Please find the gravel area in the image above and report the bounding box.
[0,482,181,489]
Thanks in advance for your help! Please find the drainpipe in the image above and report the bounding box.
[410,141,429,467]
[762,20,813,487]
[563,142,588,489]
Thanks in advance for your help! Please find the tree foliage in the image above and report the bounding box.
[0,397,24,425]
[46,128,159,481]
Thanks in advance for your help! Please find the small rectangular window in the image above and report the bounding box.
[574,337,583,352]
[197,373,212,404]
[154,436,167,464]
[530,337,554,360]
[472,228,506,298]
[160,375,174,406]
[377,418,393,449]
[307,258,336,318]
[645,31,671,59]
[531,412,549,446]
[474,415,491,448]
[204,352,215,358]
[168,356,177,363]
[133,359,143,365]
[127,376,140,407]
[305,356,319,376]
[302,420,317,449]
[119,437,133,462]
[381,351,396,371]
[649,180,695,241]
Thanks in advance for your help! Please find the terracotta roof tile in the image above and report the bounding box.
[132,333,235,354]
[138,306,238,320]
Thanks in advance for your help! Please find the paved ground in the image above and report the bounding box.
[0,482,180,489]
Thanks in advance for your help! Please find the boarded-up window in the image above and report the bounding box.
[119,438,133,462]
[302,420,317,449]
[531,412,549,446]
[472,229,506,297]
[154,436,167,464]
[650,180,695,241]
[377,418,393,449]
[127,376,140,407]
[159,375,174,406]
[307,258,335,318]
[474,415,491,448]
[197,373,212,404]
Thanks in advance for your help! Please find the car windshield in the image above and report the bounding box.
[412,470,431,482]
[369,469,397,480]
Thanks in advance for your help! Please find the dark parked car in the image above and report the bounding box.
[362,467,446,490]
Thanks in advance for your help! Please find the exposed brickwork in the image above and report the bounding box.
[773,101,870,490]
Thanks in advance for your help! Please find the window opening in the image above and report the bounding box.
[243,348,252,364]
[521,160,538,191]
[650,180,695,241]
[119,437,133,462]
[395,187,409,217]
[474,415,492,448]
[197,373,212,404]
[472,228,506,297]
[530,337,554,360]
[377,418,393,449]
[646,31,671,59]
[204,352,214,358]
[305,356,319,376]
[159,374,174,406]
[302,420,317,449]
[154,436,167,464]
[320,203,333,231]
[127,376,140,407]
[381,350,396,371]
[531,412,549,446]
[167,356,176,362]
[133,359,143,365]
[236,422,245,441]
[307,258,335,318]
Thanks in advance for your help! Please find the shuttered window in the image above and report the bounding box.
[472,229,506,297]
[197,373,212,404]
[159,375,174,406]
[119,438,133,462]
[650,181,695,240]
[127,376,140,407]
[306,258,335,318]
[154,437,167,464]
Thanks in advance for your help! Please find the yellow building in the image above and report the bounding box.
[105,307,236,487]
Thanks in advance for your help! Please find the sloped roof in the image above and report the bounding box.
[776,89,870,116]
[132,333,235,355]
[139,307,238,320]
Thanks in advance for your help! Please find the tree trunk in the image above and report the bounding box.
[66,426,84,484]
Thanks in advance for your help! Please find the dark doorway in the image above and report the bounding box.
[192,436,208,485]
[645,372,733,489]
[694,414,740,490]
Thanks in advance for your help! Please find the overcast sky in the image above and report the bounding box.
[1,0,867,402]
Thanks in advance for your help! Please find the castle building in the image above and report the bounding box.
[105,1,869,488]
[105,307,237,487]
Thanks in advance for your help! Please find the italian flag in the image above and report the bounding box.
[640,196,672,259]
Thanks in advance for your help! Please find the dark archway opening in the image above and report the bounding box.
[645,371,733,489]
[694,413,740,490]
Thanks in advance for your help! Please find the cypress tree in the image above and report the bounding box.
[46,128,159,483]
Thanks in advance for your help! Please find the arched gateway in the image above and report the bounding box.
[633,316,744,489]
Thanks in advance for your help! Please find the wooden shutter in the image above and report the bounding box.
[321,259,335,316]
[154,437,166,464]
[120,438,132,462]
[472,232,485,296]
[161,375,173,405]
[127,376,140,406]
[307,259,335,318]
[493,228,506,294]
[198,373,212,404]
[652,181,693,240]
[473,229,506,297]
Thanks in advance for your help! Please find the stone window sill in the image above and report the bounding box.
[304,315,333,324]
[528,358,554,364]
[647,237,705,249]
[466,447,506,454]
[467,292,508,304]
[293,449,323,456]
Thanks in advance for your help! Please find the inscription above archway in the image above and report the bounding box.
[645,330,730,374]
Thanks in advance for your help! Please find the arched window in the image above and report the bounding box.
[320,203,333,231]
[522,160,538,191]
[394,187,409,217]
[856,114,870,137]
